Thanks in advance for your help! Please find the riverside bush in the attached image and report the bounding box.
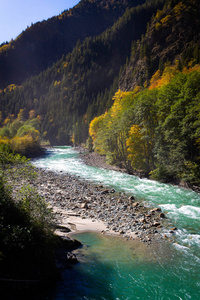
[0,146,57,280]
[16,184,53,230]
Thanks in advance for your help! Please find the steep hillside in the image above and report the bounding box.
[119,0,200,90]
[86,0,200,185]
[0,0,164,145]
[0,0,145,88]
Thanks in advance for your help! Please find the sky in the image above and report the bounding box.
[0,0,80,44]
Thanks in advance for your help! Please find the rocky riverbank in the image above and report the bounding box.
[78,148,127,173]
[79,147,200,190]
[9,165,176,245]
[78,147,148,178]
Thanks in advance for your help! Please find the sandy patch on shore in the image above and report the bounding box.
[8,166,166,244]
[53,207,108,236]
[52,207,133,239]
[66,215,107,232]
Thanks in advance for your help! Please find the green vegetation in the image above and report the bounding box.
[0,0,199,187]
[120,0,200,89]
[89,68,200,186]
[0,0,165,145]
[0,109,42,156]
[0,0,147,89]
[0,144,57,282]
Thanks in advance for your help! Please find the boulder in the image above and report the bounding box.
[152,221,160,227]
[101,189,110,194]
[139,217,146,223]
[159,212,165,218]
[132,202,139,207]
[171,227,177,231]
[80,202,88,209]
[151,207,161,212]
[61,237,82,250]
[66,252,78,264]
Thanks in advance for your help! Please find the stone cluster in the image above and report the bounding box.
[28,168,167,244]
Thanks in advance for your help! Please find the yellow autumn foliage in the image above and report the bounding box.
[110,89,129,118]
[149,70,162,89]
[0,108,42,156]
[11,134,40,156]
[183,64,200,74]
[89,114,106,142]
[54,81,60,86]
[0,136,10,145]
[0,43,10,54]
[149,66,179,89]
[155,9,162,19]
[160,15,172,26]
[173,2,187,16]
[149,63,200,90]
[126,125,147,170]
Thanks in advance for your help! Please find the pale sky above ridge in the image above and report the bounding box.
[0,0,80,44]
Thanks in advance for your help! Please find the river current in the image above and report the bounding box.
[32,146,200,299]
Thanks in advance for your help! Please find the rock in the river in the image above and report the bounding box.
[171,227,177,231]
[151,207,161,212]
[61,237,82,250]
[66,252,78,264]
[159,212,165,218]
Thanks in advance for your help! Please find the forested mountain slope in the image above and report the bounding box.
[88,0,200,186]
[1,0,200,185]
[0,0,199,151]
[119,0,200,90]
[0,0,164,145]
[0,0,145,88]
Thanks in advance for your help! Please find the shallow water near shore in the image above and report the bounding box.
[49,232,198,300]
[33,146,200,299]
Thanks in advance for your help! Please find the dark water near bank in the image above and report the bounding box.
[33,147,200,299]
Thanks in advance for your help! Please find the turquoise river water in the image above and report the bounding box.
[32,146,200,299]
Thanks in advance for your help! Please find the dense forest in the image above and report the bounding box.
[0,0,200,185]
[2,0,200,292]
[0,0,146,88]
[0,0,165,145]
[89,67,200,186]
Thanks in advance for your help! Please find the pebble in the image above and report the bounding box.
[7,166,166,244]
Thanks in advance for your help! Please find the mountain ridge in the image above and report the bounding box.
[0,0,146,88]
[0,0,199,148]
[119,0,200,90]
[0,0,164,145]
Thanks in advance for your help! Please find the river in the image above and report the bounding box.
[33,146,200,299]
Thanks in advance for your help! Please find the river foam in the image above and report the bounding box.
[32,146,200,299]
[33,147,200,252]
